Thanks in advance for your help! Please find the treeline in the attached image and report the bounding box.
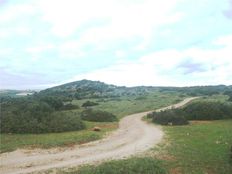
[159,85,232,96]
[149,101,232,125]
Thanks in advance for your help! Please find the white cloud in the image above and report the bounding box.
[0,3,36,22]
[69,36,232,87]
[36,0,183,42]
[58,41,86,59]
[115,50,126,59]
[26,43,55,54]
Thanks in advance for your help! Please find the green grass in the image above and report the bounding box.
[155,120,232,174]
[60,157,167,174]
[73,91,186,118]
[193,94,229,103]
[0,91,185,153]
[0,121,117,153]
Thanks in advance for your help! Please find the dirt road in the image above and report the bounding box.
[0,97,197,174]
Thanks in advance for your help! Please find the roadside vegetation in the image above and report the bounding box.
[61,157,167,174]
[149,100,232,126]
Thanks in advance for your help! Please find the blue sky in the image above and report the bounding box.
[0,0,232,89]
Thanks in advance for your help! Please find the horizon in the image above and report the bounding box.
[1,0,232,89]
[0,79,230,91]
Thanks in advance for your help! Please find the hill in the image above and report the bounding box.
[38,80,232,101]
[38,79,157,100]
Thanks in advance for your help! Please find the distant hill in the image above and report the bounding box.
[39,79,157,100]
[0,89,36,98]
[2,80,231,101]
[37,80,232,101]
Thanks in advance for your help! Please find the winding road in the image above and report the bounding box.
[0,97,197,174]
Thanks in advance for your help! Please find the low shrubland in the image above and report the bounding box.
[81,109,117,122]
[149,101,232,125]
[0,98,85,133]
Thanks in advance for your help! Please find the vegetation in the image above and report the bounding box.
[159,85,232,96]
[82,101,99,108]
[155,120,232,174]
[62,103,80,110]
[0,98,85,133]
[81,109,117,122]
[183,101,232,120]
[151,110,189,125]
[150,101,232,125]
[63,157,167,174]
[0,122,117,152]
[73,91,186,118]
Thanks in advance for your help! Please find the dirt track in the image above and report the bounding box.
[0,97,197,174]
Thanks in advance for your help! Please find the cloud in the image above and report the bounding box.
[36,0,182,40]
[177,61,206,74]
[69,36,232,87]
[224,0,232,19]
[0,0,231,89]
[26,43,55,54]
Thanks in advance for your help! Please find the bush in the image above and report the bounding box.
[149,101,232,126]
[151,110,189,125]
[39,96,64,110]
[81,109,117,122]
[183,101,232,120]
[48,112,85,133]
[62,103,80,110]
[75,157,167,174]
[82,101,99,108]
[0,99,85,133]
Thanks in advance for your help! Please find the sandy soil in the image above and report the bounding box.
[0,97,197,174]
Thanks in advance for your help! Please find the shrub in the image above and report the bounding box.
[149,101,232,126]
[82,101,99,108]
[62,103,80,110]
[152,109,189,125]
[81,109,117,122]
[48,112,85,133]
[0,99,85,133]
[183,101,232,120]
[39,96,64,110]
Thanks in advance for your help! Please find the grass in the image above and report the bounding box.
[73,91,186,118]
[192,94,229,103]
[0,121,117,153]
[154,120,232,174]
[60,157,167,174]
[0,91,185,153]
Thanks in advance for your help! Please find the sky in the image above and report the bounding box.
[0,0,232,89]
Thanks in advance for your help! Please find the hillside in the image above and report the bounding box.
[37,80,232,101]
[39,80,157,100]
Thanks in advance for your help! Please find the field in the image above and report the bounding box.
[57,94,232,174]
[1,92,231,174]
[0,91,185,153]
[0,121,117,153]
[72,91,186,118]
[155,120,232,174]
